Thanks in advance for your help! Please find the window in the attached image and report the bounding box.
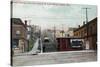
[81,31,83,37]
[12,39,19,48]
[84,29,87,36]
[89,26,92,35]
[16,30,20,34]
[71,40,83,47]
[16,30,21,37]
[44,39,49,42]
[78,32,80,36]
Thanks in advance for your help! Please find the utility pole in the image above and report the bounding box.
[83,8,90,24]
[61,24,64,37]
[82,8,91,50]
[82,8,90,40]
[54,25,56,40]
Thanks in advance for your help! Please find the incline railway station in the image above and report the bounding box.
[42,36,84,53]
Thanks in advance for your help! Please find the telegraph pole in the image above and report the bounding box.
[82,8,91,50]
[82,8,90,40]
[83,8,90,24]
[54,25,56,40]
[61,24,64,37]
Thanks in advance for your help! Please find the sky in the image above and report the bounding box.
[12,2,97,30]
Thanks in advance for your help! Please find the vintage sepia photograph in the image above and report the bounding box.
[11,0,97,66]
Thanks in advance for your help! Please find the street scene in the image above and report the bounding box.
[13,51,97,66]
[11,1,97,66]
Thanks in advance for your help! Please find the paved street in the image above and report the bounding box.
[13,50,97,66]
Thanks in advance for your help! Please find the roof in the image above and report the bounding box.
[68,27,77,31]
[11,18,27,29]
[11,18,23,25]
[74,17,97,32]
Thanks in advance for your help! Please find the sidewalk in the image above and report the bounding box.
[13,50,96,56]
[39,50,96,55]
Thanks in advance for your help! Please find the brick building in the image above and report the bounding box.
[11,18,28,53]
[74,17,97,50]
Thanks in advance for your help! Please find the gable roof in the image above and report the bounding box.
[11,18,27,29]
[11,18,23,25]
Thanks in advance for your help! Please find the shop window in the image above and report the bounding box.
[12,39,19,48]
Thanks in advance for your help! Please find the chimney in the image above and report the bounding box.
[78,25,80,28]
[83,21,85,25]
[25,20,27,26]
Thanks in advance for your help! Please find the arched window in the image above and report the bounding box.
[16,30,21,37]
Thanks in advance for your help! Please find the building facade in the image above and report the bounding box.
[11,18,28,53]
[74,17,97,50]
[67,28,77,37]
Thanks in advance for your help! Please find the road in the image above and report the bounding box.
[13,50,97,66]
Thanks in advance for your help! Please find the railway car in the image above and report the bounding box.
[56,37,84,51]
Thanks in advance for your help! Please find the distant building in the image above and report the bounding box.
[31,25,41,38]
[54,29,67,38]
[67,27,77,37]
[74,17,97,50]
[11,18,28,53]
[44,28,68,38]
[56,30,61,37]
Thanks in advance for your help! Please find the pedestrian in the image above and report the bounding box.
[43,46,45,52]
